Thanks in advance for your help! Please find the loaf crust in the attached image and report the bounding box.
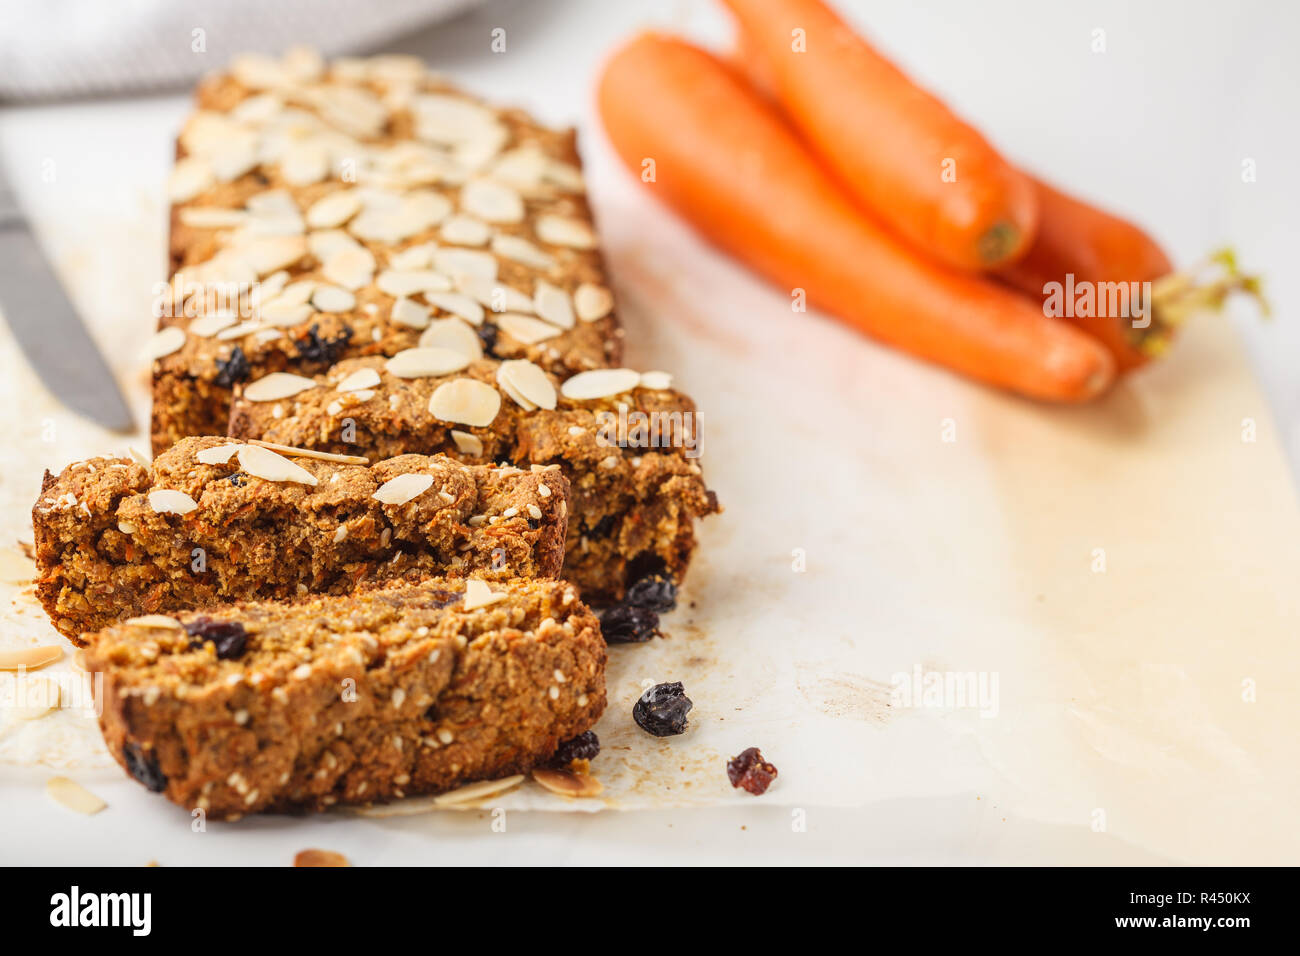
[151,49,623,454]
[85,578,605,819]
[228,357,719,602]
[33,436,569,642]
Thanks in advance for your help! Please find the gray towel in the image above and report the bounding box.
[0,0,484,101]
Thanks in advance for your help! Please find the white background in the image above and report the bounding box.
[0,0,1295,865]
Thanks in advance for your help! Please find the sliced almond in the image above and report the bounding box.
[560,368,641,401]
[242,372,318,402]
[455,274,534,313]
[496,313,560,346]
[237,444,319,486]
[143,326,186,361]
[496,373,535,413]
[497,360,556,411]
[431,774,525,807]
[462,578,506,611]
[440,213,491,246]
[388,243,436,270]
[12,674,60,720]
[491,234,555,270]
[236,235,308,276]
[532,768,604,798]
[188,312,239,337]
[210,141,258,182]
[639,370,673,391]
[294,849,350,868]
[168,157,214,203]
[450,430,484,456]
[423,291,485,326]
[390,297,432,330]
[573,283,614,322]
[276,279,319,307]
[311,285,356,313]
[195,443,242,465]
[280,142,329,186]
[47,777,107,815]
[372,472,434,505]
[377,269,453,297]
[419,318,483,360]
[533,281,575,329]
[0,547,35,583]
[428,379,501,427]
[336,367,382,392]
[321,245,377,290]
[0,646,63,671]
[433,247,498,280]
[124,614,183,629]
[305,190,363,229]
[309,228,362,263]
[148,489,198,515]
[259,300,315,328]
[216,320,264,341]
[247,439,368,465]
[385,347,470,379]
[460,178,524,223]
[178,206,247,229]
[535,214,597,249]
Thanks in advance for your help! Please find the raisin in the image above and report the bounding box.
[625,552,668,585]
[548,730,600,767]
[294,323,352,365]
[213,346,251,387]
[624,575,677,613]
[633,681,692,736]
[586,513,617,539]
[123,742,167,792]
[477,322,500,356]
[601,605,658,644]
[727,747,778,795]
[227,472,247,487]
[184,616,249,660]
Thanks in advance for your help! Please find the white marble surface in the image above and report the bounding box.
[0,0,1296,865]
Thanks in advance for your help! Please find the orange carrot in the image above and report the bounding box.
[597,33,1114,402]
[720,0,1038,272]
[997,178,1263,371]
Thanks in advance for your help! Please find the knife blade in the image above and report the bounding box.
[0,166,134,432]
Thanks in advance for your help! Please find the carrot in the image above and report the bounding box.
[596,33,1114,402]
[719,0,1037,272]
[998,177,1265,371]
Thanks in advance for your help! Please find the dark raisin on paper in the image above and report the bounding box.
[624,575,678,613]
[184,617,249,660]
[213,347,251,388]
[549,731,601,767]
[727,747,778,796]
[633,681,692,737]
[601,605,658,644]
[124,742,167,792]
[294,324,352,365]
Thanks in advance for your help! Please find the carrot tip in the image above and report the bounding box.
[977,221,1021,266]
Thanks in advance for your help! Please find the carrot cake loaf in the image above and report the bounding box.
[149,48,623,454]
[85,578,605,818]
[33,436,569,641]
[227,356,718,602]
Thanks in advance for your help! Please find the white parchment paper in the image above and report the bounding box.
[2,90,1297,867]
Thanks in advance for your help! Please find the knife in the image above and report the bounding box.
[0,165,134,431]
